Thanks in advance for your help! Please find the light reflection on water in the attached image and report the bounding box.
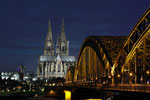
[82,99,102,100]
[28,90,103,100]
[28,98,102,100]
[27,98,56,100]
[64,90,71,100]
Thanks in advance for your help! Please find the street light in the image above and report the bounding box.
[117,74,120,78]
[146,70,150,75]
[129,72,133,76]
[124,69,127,72]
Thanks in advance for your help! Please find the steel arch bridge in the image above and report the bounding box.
[66,8,150,92]
[73,36,126,83]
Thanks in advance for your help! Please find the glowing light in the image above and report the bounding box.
[52,83,55,86]
[1,76,5,80]
[95,77,98,80]
[5,77,8,80]
[49,90,55,95]
[146,70,150,74]
[1,72,4,75]
[41,88,44,92]
[129,72,133,76]
[124,69,127,72]
[103,81,105,84]
[32,77,37,81]
[108,76,111,79]
[45,83,48,86]
[85,99,102,100]
[117,74,120,78]
[17,86,22,89]
[49,84,52,86]
[64,90,71,100]
[13,87,16,90]
[11,77,15,80]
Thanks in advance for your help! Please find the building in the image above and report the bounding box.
[1,72,20,81]
[0,71,37,82]
[37,18,76,79]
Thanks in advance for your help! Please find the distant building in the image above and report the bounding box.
[18,65,26,74]
[18,65,26,80]
[1,72,20,80]
[0,71,37,82]
[0,64,37,81]
[37,18,76,79]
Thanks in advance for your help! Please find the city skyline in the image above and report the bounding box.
[0,0,149,72]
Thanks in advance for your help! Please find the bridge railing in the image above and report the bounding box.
[65,81,150,93]
[106,84,150,93]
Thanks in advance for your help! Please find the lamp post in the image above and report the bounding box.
[146,70,150,84]
[117,74,121,84]
[146,70,150,75]
[129,72,133,77]
[129,72,133,84]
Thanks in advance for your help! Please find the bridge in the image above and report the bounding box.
[65,8,150,93]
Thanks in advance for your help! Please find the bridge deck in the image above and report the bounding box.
[65,83,150,93]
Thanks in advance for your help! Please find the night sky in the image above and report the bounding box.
[0,0,149,72]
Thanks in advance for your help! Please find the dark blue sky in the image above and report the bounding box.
[0,0,149,72]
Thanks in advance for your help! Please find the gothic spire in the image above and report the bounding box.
[44,18,55,56]
[56,34,60,47]
[56,34,60,55]
[46,18,53,41]
[60,18,66,41]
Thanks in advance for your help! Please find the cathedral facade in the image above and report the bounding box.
[37,19,76,79]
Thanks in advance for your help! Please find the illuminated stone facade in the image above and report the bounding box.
[37,19,76,79]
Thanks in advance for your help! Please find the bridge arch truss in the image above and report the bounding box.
[112,8,150,84]
[66,8,150,86]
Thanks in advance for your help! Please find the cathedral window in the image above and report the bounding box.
[40,67,42,74]
[63,65,64,72]
[58,64,61,72]
[49,64,51,72]
[48,47,51,51]
[45,46,47,50]
[53,66,55,73]
[62,46,65,52]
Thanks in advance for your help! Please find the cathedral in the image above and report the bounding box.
[37,18,76,79]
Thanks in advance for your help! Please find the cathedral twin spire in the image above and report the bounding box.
[46,19,53,41]
[60,18,66,41]
[44,18,69,56]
